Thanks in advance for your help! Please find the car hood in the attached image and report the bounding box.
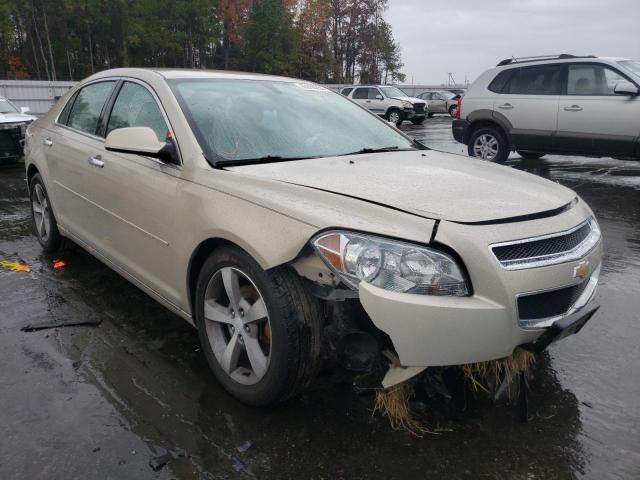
[391,96,426,105]
[227,150,576,224]
[0,112,37,123]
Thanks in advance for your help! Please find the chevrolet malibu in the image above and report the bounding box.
[24,69,602,406]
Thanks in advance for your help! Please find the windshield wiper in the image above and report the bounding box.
[339,146,417,156]
[219,155,319,167]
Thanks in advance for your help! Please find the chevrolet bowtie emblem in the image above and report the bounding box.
[573,261,590,280]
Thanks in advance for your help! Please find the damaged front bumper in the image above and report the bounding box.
[357,230,602,385]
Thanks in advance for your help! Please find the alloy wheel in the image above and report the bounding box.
[473,134,499,160]
[32,183,51,243]
[389,111,400,124]
[203,267,271,385]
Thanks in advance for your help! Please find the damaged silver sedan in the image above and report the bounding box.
[24,69,602,405]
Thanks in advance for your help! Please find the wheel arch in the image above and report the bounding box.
[466,109,513,145]
[26,162,40,185]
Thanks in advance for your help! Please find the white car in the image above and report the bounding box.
[25,69,602,406]
[1,96,36,163]
[341,85,428,126]
[453,55,640,162]
[416,90,460,117]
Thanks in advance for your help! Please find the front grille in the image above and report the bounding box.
[518,280,589,320]
[413,103,425,114]
[0,128,22,159]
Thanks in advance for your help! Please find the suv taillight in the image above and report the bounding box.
[456,96,463,119]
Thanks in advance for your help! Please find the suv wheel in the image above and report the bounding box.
[517,150,545,160]
[449,105,457,117]
[195,246,323,406]
[387,109,403,126]
[468,126,509,163]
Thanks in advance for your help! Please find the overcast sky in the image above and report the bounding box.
[385,0,640,86]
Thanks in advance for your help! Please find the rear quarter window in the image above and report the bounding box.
[341,87,353,96]
[488,69,516,93]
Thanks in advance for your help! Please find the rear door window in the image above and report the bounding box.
[506,65,562,95]
[567,64,627,95]
[352,88,371,100]
[65,81,116,135]
[106,82,169,142]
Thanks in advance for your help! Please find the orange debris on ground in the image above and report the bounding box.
[53,260,66,270]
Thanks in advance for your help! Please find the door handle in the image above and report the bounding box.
[43,138,53,147]
[498,103,514,109]
[365,100,371,103]
[564,105,583,112]
[87,155,104,168]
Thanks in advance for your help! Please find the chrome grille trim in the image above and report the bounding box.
[490,218,601,270]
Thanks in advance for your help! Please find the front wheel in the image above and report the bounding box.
[468,126,509,163]
[449,105,457,117]
[195,246,323,406]
[387,109,403,126]
[517,150,546,160]
[411,117,425,125]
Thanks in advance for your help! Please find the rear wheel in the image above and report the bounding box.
[468,126,509,163]
[29,173,69,252]
[449,105,457,117]
[387,108,403,126]
[517,150,546,160]
[427,112,434,118]
[195,246,323,406]
[411,117,425,125]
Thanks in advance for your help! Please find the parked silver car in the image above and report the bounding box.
[453,54,640,162]
[25,68,602,406]
[341,85,428,126]
[416,90,459,117]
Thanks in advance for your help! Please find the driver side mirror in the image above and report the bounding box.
[614,81,639,95]
[376,95,383,100]
[105,127,179,165]
[20,106,31,114]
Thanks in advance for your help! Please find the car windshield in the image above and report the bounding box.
[0,99,18,114]
[170,79,416,164]
[619,60,640,77]
[379,86,406,98]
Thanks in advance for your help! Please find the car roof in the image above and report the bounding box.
[87,67,304,83]
[495,55,630,69]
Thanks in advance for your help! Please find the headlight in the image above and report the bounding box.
[312,231,470,296]
[401,100,412,108]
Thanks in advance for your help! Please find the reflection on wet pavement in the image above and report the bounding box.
[1,118,639,479]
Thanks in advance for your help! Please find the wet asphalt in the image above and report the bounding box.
[1,116,639,479]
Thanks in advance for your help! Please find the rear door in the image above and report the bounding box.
[88,80,184,303]
[492,64,562,150]
[46,80,117,244]
[351,87,385,116]
[556,63,640,156]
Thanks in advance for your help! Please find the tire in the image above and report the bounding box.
[449,106,457,118]
[29,173,69,252]
[468,125,509,164]
[411,117,425,125]
[427,113,434,118]
[387,108,403,126]
[195,246,323,406]
[517,150,546,160]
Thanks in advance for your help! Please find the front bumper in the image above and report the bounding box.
[452,119,471,144]
[0,123,27,160]
[358,203,602,368]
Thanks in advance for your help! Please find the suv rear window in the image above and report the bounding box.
[505,65,562,95]
[488,70,515,93]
